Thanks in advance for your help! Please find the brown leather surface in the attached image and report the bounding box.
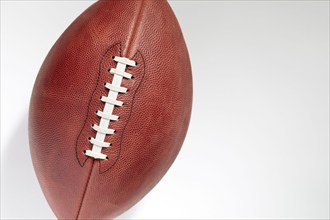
[29,0,192,219]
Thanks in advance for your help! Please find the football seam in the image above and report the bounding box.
[74,0,146,218]
[123,0,145,57]
[75,160,94,219]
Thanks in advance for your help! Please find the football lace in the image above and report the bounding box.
[84,56,136,160]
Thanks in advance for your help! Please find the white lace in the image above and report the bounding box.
[84,56,136,160]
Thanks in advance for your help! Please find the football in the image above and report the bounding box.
[28,0,192,219]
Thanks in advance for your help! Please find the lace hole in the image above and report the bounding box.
[106,156,109,160]
[112,56,115,60]
[88,137,91,140]
[83,150,86,154]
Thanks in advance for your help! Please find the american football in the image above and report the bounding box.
[29,0,192,219]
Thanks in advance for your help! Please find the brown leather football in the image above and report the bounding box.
[28,0,192,219]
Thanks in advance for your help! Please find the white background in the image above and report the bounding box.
[1,1,329,219]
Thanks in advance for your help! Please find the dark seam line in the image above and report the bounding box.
[74,1,146,218]
[73,43,120,219]
[75,160,95,219]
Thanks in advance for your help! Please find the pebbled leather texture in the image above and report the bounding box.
[29,0,192,219]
